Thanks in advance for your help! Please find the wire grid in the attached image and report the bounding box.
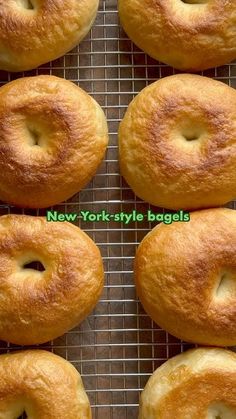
[0,1,235,418]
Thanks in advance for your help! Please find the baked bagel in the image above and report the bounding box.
[139,348,236,419]
[135,208,236,347]
[0,75,108,208]
[119,74,236,210]
[0,0,99,72]
[0,214,103,345]
[119,0,236,71]
[0,350,91,418]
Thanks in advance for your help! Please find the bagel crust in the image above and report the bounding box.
[119,74,236,210]
[119,0,236,71]
[0,215,104,345]
[0,0,99,71]
[135,208,236,347]
[0,75,108,208]
[139,348,236,419]
[0,350,91,418]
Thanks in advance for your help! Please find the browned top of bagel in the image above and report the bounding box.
[139,348,236,419]
[0,350,91,419]
[135,208,236,346]
[0,75,108,208]
[119,0,236,71]
[0,214,104,345]
[0,0,99,71]
[119,74,236,210]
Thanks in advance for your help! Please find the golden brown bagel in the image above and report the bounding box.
[0,350,91,418]
[135,208,236,347]
[139,348,236,419]
[0,75,108,208]
[119,74,236,210]
[119,0,236,71]
[0,0,99,72]
[0,214,104,345]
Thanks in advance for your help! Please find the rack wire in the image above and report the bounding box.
[0,1,235,418]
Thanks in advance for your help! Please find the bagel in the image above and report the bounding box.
[139,347,236,419]
[119,0,236,71]
[0,214,103,345]
[0,75,108,208]
[119,74,236,210]
[0,0,99,72]
[0,350,91,418]
[135,208,236,347]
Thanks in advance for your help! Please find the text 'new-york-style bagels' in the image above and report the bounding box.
[0,215,104,345]
[0,0,99,71]
[119,74,236,210]
[0,75,108,208]
[135,208,236,347]
[119,0,236,71]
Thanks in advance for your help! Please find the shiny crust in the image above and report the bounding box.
[0,75,108,208]
[135,208,236,346]
[119,74,236,210]
[139,348,236,419]
[0,0,99,71]
[0,350,91,418]
[0,214,104,345]
[119,0,236,71]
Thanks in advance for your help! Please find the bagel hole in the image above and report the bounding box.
[28,128,41,146]
[182,128,201,142]
[25,0,34,9]
[17,0,35,9]
[181,0,208,4]
[215,271,236,300]
[208,402,236,419]
[23,260,45,272]
[184,133,199,142]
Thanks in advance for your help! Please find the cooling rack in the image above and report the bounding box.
[0,1,235,418]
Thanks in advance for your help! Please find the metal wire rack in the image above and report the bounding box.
[0,1,235,418]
